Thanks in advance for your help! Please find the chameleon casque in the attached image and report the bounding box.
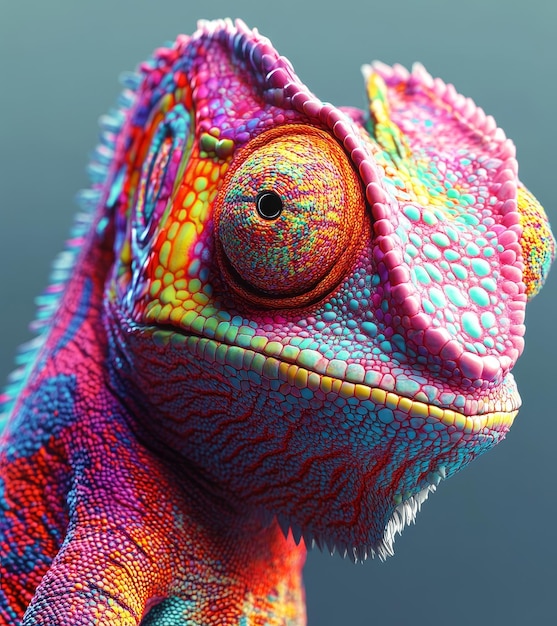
[0,17,554,625]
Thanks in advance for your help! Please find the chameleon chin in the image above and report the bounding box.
[0,17,554,626]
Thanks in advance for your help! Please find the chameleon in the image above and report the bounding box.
[0,17,554,626]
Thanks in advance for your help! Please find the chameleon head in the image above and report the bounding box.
[100,20,554,559]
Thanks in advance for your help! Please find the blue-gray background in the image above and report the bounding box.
[0,1,555,624]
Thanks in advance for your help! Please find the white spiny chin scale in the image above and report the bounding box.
[376,483,437,562]
[272,482,438,564]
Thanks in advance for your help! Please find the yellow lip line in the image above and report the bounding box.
[158,329,520,435]
[361,386,518,433]
[282,366,518,434]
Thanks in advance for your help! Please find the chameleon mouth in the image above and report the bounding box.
[153,326,521,435]
[352,386,519,434]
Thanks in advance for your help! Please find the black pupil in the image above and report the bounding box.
[256,191,283,220]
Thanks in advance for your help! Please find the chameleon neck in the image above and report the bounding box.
[7,227,306,624]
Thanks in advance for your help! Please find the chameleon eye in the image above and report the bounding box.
[134,104,192,246]
[214,124,366,307]
[256,191,283,220]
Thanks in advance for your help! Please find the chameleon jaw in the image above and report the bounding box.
[152,326,521,436]
[125,321,522,559]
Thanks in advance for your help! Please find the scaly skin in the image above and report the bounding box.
[0,18,554,625]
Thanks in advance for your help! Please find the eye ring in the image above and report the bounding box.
[256,190,283,220]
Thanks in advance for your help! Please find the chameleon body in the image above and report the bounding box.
[0,18,554,625]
